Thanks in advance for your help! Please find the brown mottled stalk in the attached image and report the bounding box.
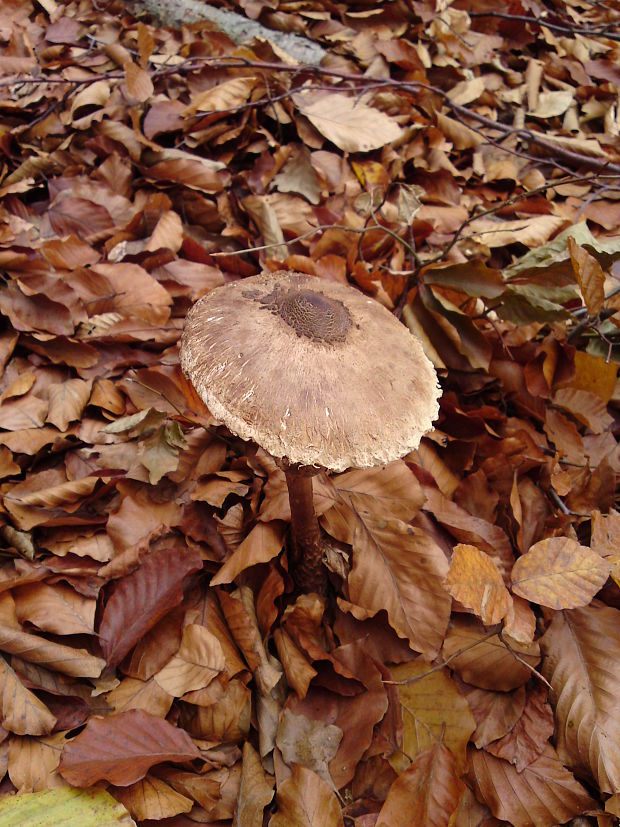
[284,467,327,594]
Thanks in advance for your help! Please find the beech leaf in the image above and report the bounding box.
[511,537,610,609]
[377,743,465,827]
[58,709,200,787]
[541,603,620,793]
[100,546,203,666]
[469,743,595,827]
[270,765,343,827]
[293,91,403,152]
[444,543,512,624]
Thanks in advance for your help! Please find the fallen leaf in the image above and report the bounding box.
[541,603,620,793]
[270,764,344,827]
[154,623,225,696]
[511,537,610,609]
[100,546,203,666]
[377,743,465,827]
[294,91,403,152]
[444,543,511,625]
[469,743,595,827]
[388,660,475,774]
[58,709,200,787]
[234,741,274,827]
[276,710,342,789]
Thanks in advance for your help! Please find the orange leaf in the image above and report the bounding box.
[568,236,605,317]
[444,543,511,624]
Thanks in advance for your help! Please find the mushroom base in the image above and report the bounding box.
[284,468,327,594]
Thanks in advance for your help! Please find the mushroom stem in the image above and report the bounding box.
[284,468,327,594]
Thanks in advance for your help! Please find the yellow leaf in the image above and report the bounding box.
[556,350,617,403]
[0,788,135,826]
[389,660,476,775]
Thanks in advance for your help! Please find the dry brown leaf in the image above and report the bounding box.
[469,743,595,827]
[273,628,317,699]
[113,774,193,821]
[14,582,96,636]
[270,765,343,827]
[321,461,425,540]
[0,372,35,402]
[558,350,617,403]
[568,236,606,317]
[485,683,554,771]
[511,537,610,609]
[211,521,286,586]
[235,741,274,827]
[0,395,48,432]
[377,743,465,827]
[59,709,201,787]
[444,543,512,625]
[145,210,184,253]
[91,263,172,325]
[3,473,100,531]
[154,623,226,696]
[349,518,451,658]
[180,678,251,743]
[46,379,92,431]
[185,76,258,114]
[442,617,540,692]
[124,61,154,103]
[106,676,173,717]
[447,77,485,105]
[0,656,56,736]
[529,90,574,118]
[0,622,105,678]
[552,387,614,433]
[436,112,484,149]
[459,682,526,749]
[468,215,566,248]
[541,603,620,793]
[293,91,403,152]
[8,732,67,793]
[276,709,342,789]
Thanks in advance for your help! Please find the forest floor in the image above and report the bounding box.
[1,0,620,825]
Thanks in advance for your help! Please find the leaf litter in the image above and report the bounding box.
[0,0,620,823]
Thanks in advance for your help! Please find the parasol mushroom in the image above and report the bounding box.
[180,271,440,593]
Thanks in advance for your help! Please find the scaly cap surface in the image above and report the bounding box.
[181,271,441,471]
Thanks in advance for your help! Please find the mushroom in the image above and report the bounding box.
[180,271,440,593]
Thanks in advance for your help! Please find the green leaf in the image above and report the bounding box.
[0,788,135,827]
[422,260,505,299]
[504,222,620,280]
[498,287,572,324]
[102,407,166,436]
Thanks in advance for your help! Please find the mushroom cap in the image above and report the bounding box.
[180,271,440,472]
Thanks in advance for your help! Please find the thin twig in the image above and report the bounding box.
[498,629,552,690]
[383,626,502,686]
[469,10,620,41]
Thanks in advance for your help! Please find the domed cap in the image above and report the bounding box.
[180,271,440,472]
